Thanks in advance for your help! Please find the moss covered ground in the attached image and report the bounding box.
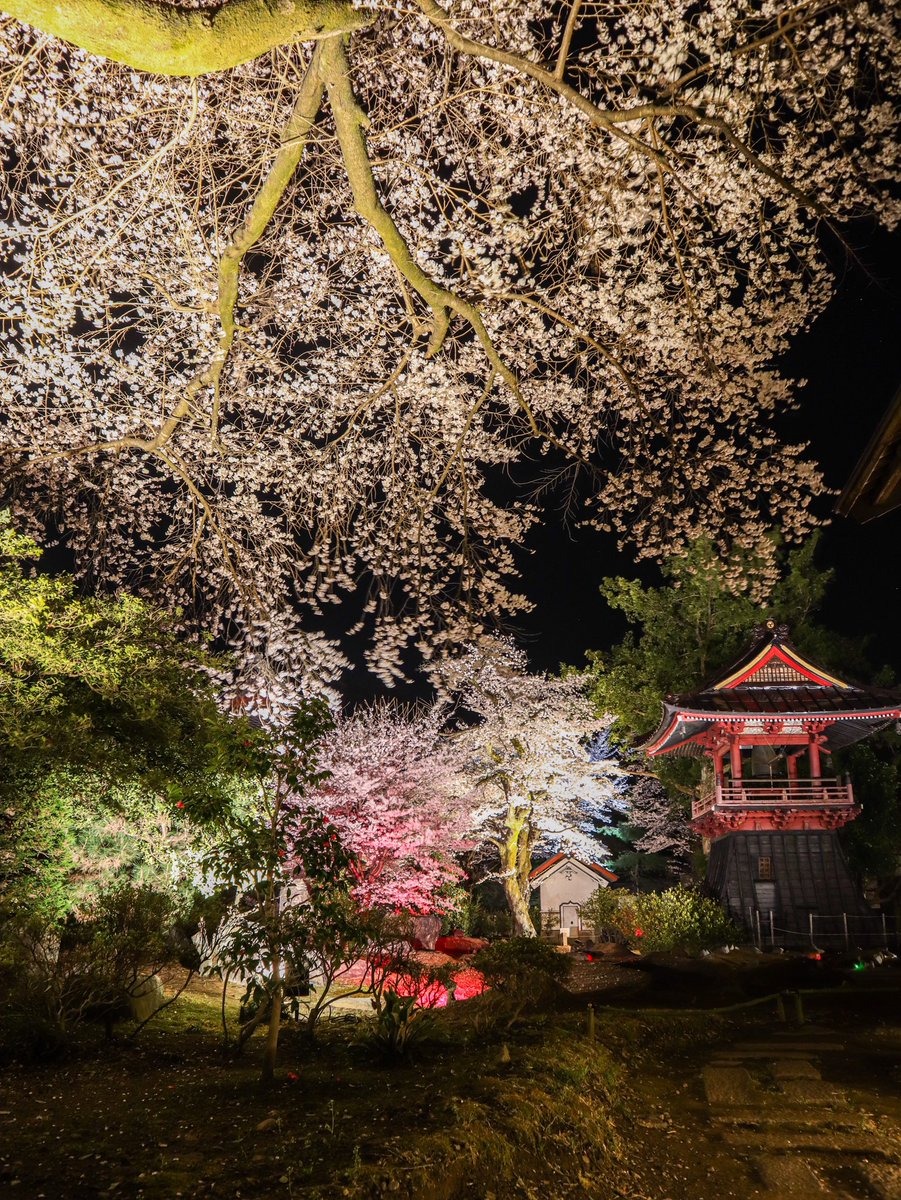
[1,959,899,1199]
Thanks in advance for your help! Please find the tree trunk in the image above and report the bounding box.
[503,873,536,936]
[260,981,283,1087]
[5,0,371,77]
[500,801,536,936]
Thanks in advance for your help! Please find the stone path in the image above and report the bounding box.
[700,1027,901,1199]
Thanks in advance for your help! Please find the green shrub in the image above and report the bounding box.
[471,937,568,1027]
[1,883,181,1049]
[580,887,622,941]
[583,886,739,953]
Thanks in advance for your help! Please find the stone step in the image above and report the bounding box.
[772,1060,823,1080]
[703,1066,764,1105]
[860,1163,901,1200]
[722,1130,895,1157]
[728,1043,845,1055]
[756,1155,836,1198]
[778,1080,848,1107]
[711,1108,861,1131]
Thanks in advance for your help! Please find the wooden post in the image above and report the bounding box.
[775,994,787,1023]
[792,992,805,1025]
[809,912,815,947]
[755,909,762,949]
[882,913,889,947]
[809,736,822,780]
[787,753,799,782]
[843,912,849,951]
[713,747,724,787]
[769,911,775,948]
[587,1003,595,1041]
[730,739,743,784]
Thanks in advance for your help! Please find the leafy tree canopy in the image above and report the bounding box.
[0,513,265,916]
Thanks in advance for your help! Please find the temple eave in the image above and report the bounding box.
[693,807,859,839]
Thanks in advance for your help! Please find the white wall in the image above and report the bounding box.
[533,859,611,932]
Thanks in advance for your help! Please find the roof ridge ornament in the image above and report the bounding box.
[750,618,790,646]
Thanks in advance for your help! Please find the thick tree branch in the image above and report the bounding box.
[415,0,828,215]
[209,44,325,436]
[554,0,582,81]
[4,0,371,76]
[319,34,524,402]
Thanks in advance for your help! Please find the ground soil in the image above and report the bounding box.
[1,955,899,1199]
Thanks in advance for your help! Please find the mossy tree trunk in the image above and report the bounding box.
[4,0,371,76]
[499,798,537,937]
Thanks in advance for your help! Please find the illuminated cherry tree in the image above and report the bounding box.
[627,779,693,865]
[308,699,475,912]
[440,638,621,935]
[1,3,899,680]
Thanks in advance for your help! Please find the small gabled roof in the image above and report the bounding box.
[529,853,618,883]
[709,626,852,691]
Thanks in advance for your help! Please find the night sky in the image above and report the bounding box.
[509,224,901,685]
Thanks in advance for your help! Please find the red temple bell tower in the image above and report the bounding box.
[640,622,901,945]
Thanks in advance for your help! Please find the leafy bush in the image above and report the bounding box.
[1,883,182,1051]
[583,885,739,953]
[471,937,568,1027]
[580,887,623,942]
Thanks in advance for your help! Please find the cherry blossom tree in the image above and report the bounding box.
[604,777,694,889]
[309,699,475,912]
[440,638,621,935]
[1,3,899,681]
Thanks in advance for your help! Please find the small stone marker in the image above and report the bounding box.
[702,1066,762,1106]
[128,975,164,1022]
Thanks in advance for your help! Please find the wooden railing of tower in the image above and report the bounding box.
[692,778,855,820]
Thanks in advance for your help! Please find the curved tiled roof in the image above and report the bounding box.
[639,624,901,758]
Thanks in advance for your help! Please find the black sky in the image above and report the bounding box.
[511,225,901,682]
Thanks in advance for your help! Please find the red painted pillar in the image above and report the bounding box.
[713,748,724,787]
[787,753,799,782]
[809,736,822,780]
[730,739,743,784]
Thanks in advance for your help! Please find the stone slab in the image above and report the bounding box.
[728,1043,845,1055]
[703,1066,763,1106]
[861,1163,901,1200]
[772,1060,823,1080]
[756,1155,832,1197]
[711,1108,860,1131]
[723,1130,893,1157]
[778,1080,848,1107]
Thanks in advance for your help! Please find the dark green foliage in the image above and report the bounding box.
[837,740,901,882]
[584,534,844,755]
[1,883,182,1053]
[472,936,568,1025]
[582,885,740,952]
[370,989,420,1057]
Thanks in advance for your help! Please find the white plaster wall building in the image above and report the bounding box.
[530,854,618,935]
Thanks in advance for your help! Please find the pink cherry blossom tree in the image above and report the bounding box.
[307,699,475,913]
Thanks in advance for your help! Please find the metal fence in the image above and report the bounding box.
[745,907,899,950]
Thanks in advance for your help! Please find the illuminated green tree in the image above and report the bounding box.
[0,513,261,918]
